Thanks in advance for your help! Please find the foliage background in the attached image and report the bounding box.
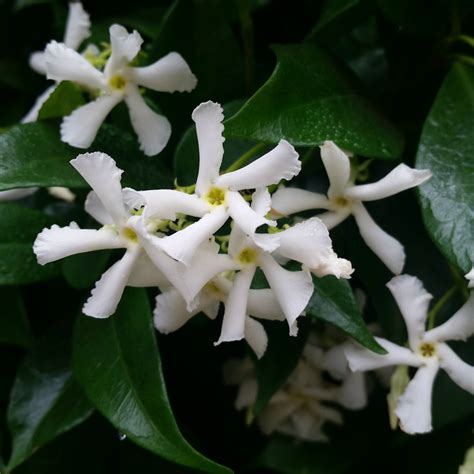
[0,0,473,472]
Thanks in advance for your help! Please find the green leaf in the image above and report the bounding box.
[7,322,93,470]
[0,122,173,192]
[37,82,85,121]
[14,0,53,11]
[62,250,111,290]
[416,63,474,273]
[73,288,231,474]
[0,203,60,285]
[253,320,310,414]
[225,43,403,159]
[306,275,384,353]
[0,286,33,348]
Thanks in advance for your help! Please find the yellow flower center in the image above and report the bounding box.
[122,226,138,243]
[109,74,128,91]
[333,196,350,208]
[237,247,258,265]
[419,342,436,358]
[204,187,226,206]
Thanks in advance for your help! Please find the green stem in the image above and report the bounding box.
[427,286,457,329]
[449,264,470,300]
[224,143,267,173]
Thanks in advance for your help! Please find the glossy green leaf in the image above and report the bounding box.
[0,203,59,285]
[225,43,403,159]
[7,322,93,471]
[416,63,474,273]
[0,122,173,192]
[0,286,33,348]
[306,275,384,353]
[37,82,85,121]
[73,288,231,474]
[62,250,111,290]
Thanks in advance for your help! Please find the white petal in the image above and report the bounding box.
[227,221,249,258]
[121,187,145,212]
[235,378,258,410]
[351,203,405,274]
[48,186,76,202]
[320,141,351,199]
[44,41,105,89]
[140,189,209,220]
[29,51,46,76]
[258,398,300,434]
[386,275,432,351]
[337,371,367,410]
[63,2,91,50]
[83,247,140,318]
[395,362,439,434]
[128,52,197,92]
[345,164,432,202]
[425,293,474,342]
[21,84,57,123]
[124,85,171,156]
[227,191,275,239]
[215,267,256,345]
[245,317,268,359]
[127,252,169,288]
[0,188,37,201]
[105,24,142,75]
[320,343,350,379]
[215,139,301,191]
[271,187,330,216]
[34,224,123,265]
[259,253,313,334]
[84,191,113,225]
[70,152,127,223]
[251,187,272,216]
[61,94,121,149]
[159,206,228,264]
[306,401,343,425]
[465,268,474,288]
[247,288,285,321]
[437,343,474,394]
[318,209,351,230]
[311,249,353,279]
[344,338,421,371]
[192,101,225,196]
[154,288,198,334]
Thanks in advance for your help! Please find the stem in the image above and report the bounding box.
[427,286,457,329]
[224,143,267,173]
[449,264,470,300]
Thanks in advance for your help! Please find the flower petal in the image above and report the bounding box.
[344,338,421,371]
[337,371,367,410]
[247,288,285,321]
[22,84,58,123]
[259,253,313,335]
[63,1,91,50]
[235,377,258,410]
[0,188,37,201]
[34,223,123,265]
[395,362,439,434]
[215,139,301,191]
[251,187,272,216]
[140,189,209,220]
[129,52,197,92]
[351,203,405,274]
[124,85,171,156]
[29,51,46,76]
[127,252,169,288]
[345,164,432,202]
[61,94,121,149]
[159,206,229,264]
[258,398,300,434]
[83,247,140,318]
[310,249,353,279]
[153,288,198,334]
[84,191,113,225]
[192,101,225,196]
[321,343,350,379]
[215,267,256,345]
[386,275,432,351]
[105,24,142,75]
[271,187,331,216]
[437,343,474,394]
[318,209,351,229]
[44,41,105,89]
[70,152,128,223]
[320,141,351,199]
[425,292,474,342]
[48,186,76,202]
[465,267,474,288]
[245,317,268,359]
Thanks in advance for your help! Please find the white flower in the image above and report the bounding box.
[271,141,432,274]
[43,24,197,155]
[23,2,91,123]
[466,267,474,289]
[344,274,474,434]
[33,152,190,318]
[142,101,302,264]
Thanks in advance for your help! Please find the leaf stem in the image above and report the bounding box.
[224,143,267,173]
[427,286,457,329]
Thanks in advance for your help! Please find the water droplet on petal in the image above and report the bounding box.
[117,432,127,441]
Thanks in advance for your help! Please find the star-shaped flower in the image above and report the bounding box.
[43,24,197,155]
[271,141,432,274]
[344,274,474,434]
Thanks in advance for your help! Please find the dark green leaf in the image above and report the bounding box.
[62,250,111,290]
[14,0,53,11]
[0,122,173,192]
[0,203,60,285]
[37,82,85,121]
[7,322,93,470]
[225,43,403,159]
[416,63,474,273]
[306,275,384,353]
[0,286,33,348]
[73,288,231,474]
